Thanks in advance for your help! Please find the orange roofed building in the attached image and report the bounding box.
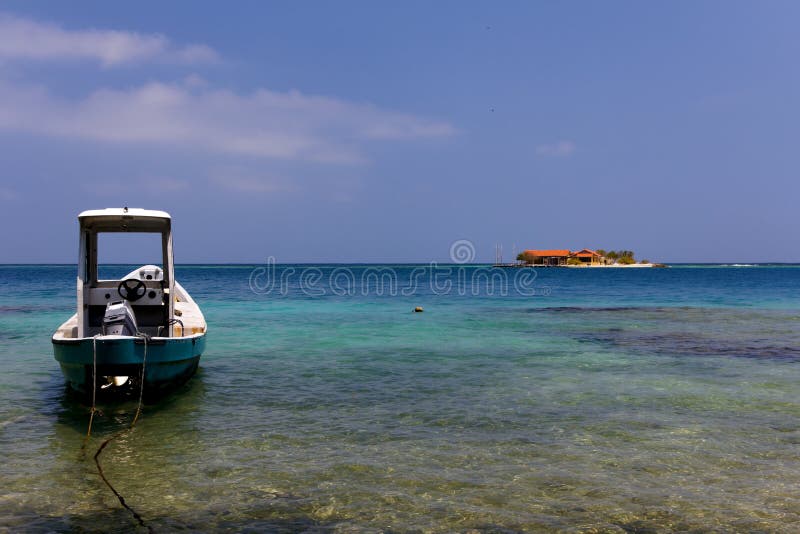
[520,249,571,266]
[520,248,605,266]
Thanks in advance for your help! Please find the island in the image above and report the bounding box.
[506,249,665,268]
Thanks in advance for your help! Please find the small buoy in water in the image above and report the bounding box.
[414,306,424,313]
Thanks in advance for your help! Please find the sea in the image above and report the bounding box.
[1,264,799,532]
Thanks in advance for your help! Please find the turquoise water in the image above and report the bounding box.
[1,264,800,532]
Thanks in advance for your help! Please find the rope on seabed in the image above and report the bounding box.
[85,333,153,533]
[94,436,151,532]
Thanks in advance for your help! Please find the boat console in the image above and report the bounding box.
[85,270,168,337]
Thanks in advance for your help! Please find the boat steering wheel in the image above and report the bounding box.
[118,278,147,302]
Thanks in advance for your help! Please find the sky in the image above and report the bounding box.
[0,1,798,263]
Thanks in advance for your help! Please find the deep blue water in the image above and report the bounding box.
[1,264,799,531]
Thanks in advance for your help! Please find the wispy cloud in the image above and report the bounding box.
[0,79,457,163]
[535,140,576,157]
[0,12,218,66]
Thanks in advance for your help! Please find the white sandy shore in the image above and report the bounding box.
[565,263,657,268]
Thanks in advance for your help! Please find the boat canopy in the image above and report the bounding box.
[75,207,175,337]
[78,208,171,233]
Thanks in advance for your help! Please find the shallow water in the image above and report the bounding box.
[1,264,799,532]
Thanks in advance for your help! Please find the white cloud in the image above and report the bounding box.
[0,12,218,66]
[0,79,456,163]
[535,140,576,157]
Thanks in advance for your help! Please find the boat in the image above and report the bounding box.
[52,208,207,397]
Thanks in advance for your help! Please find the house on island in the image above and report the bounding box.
[520,249,572,266]
[519,248,606,266]
[571,249,604,265]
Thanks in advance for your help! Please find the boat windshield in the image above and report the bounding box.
[96,232,164,280]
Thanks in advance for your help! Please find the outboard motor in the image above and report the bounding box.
[102,300,138,336]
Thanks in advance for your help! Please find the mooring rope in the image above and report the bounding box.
[86,333,153,533]
[83,335,101,443]
[131,333,148,426]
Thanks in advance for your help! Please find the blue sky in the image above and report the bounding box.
[0,1,798,263]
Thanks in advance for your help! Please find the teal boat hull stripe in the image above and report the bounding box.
[53,334,206,394]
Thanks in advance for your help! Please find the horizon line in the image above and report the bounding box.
[3,261,800,266]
